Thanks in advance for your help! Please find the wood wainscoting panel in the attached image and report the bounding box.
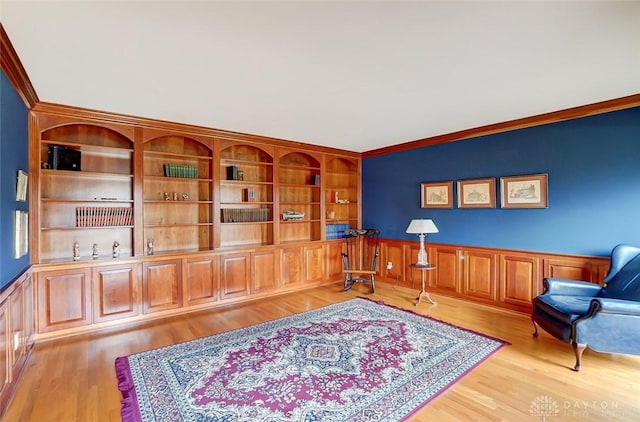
[499,253,541,311]
[431,246,460,293]
[379,240,405,287]
[0,299,9,408]
[142,260,182,313]
[543,256,609,284]
[463,249,498,301]
[325,241,344,281]
[9,284,24,366]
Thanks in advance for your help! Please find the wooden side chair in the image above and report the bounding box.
[342,228,380,293]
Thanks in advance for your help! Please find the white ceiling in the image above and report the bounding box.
[2,1,639,153]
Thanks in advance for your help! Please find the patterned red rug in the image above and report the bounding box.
[115,298,507,421]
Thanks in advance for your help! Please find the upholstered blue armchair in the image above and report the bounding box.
[532,244,640,371]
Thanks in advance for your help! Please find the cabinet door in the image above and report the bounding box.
[184,257,219,306]
[325,241,345,281]
[252,250,277,293]
[37,268,92,333]
[93,264,139,322]
[281,247,303,287]
[304,244,325,283]
[220,253,250,299]
[463,250,498,301]
[500,253,541,309]
[142,260,182,313]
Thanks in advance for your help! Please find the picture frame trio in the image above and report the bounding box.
[421,173,548,209]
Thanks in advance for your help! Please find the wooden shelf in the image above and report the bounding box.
[220,158,273,167]
[220,180,273,186]
[143,150,213,160]
[41,140,133,153]
[144,223,213,228]
[144,175,212,182]
[144,200,213,204]
[42,169,133,179]
[41,225,134,231]
[221,221,273,225]
[41,198,134,203]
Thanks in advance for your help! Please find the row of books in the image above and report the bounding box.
[326,223,352,240]
[76,207,133,227]
[164,163,198,178]
[221,208,271,223]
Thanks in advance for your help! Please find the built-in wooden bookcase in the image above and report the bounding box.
[325,157,359,230]
[218,143,274,248]
[38,123,134,262]
[143,134,214,254]
[32,107,361,266]
[278,151,322,243]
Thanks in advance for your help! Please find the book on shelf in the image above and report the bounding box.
[76,207,133,227]
[243,188,256,202]
[325,223,351,239]
[164,163,197,178]
[221,207,271,223]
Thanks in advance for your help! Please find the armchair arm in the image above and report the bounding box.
[586,297,640,317]
[542,278,603,296]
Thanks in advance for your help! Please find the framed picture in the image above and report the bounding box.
[421,181,453,208]
[14,210,28,258]
[16,170,28,202]
[457,178,496,208]
[500,173,548,208]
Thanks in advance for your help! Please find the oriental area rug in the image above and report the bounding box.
[115,298,507,421]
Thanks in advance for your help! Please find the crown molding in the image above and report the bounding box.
[363,94,640,158]
[32,101,361,158]
[0,23,39,108]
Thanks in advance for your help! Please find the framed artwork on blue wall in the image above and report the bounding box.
[421,181,453,208]
[457,178,496,208]
[14,210,28,258]
[500,173,548,208]
[16,170,28,202]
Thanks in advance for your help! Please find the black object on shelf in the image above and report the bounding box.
[49,145,81,171]
[227,165,238,180]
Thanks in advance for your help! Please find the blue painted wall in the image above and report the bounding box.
[0,70,29,290]
[362,107,640,257]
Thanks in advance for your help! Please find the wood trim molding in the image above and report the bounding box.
[0,23,39,108]
[363,94,640,158]
[31,102,361,158]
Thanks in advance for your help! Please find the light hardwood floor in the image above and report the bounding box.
[3,282,640,421]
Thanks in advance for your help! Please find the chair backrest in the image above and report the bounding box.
[342,228,380,272]
[599,244,640,300]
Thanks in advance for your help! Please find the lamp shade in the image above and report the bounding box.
[406,219,439,234]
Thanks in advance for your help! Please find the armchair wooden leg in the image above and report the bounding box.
[572,342,586,371]
[532,317,539,338]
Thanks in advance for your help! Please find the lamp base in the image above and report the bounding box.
[416,233,429,266]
